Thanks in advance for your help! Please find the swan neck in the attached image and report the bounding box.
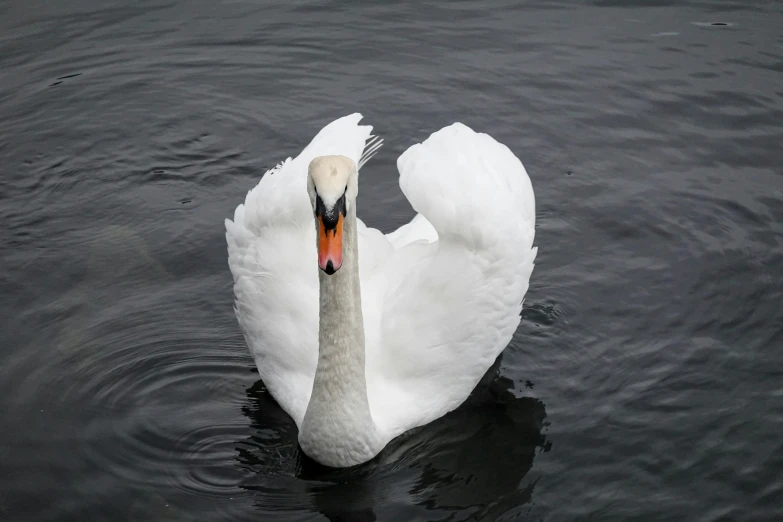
[300,206,381,467]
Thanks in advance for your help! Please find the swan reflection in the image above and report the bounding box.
[235,358,549,521]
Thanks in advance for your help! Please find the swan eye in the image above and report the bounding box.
[337,191,347,216]
[315,193,328,219]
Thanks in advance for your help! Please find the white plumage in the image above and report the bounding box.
[225,113,536,466]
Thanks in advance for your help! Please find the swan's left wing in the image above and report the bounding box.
[367,122,537,439]
[226,114,382,428]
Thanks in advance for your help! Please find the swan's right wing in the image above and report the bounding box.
[226,114,380,428]
[368,122,537,439]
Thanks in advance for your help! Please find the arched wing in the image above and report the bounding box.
[367,122,537,438]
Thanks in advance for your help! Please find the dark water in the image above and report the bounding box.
[1,0,782,520]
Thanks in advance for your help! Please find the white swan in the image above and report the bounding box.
[225,114,537,467]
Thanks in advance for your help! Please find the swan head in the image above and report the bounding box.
[307,155,357,275]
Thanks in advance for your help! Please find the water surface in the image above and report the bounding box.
[1,0,782,520]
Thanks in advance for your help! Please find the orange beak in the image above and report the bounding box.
[318,213,343,274]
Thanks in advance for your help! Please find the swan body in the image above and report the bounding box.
[225,114,537,467]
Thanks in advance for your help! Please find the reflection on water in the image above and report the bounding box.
[237,359,548,521]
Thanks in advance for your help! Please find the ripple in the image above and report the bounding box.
[72,353,254,499]
[38,276,255,503]
[170,423,251,497]
[521,301,563,327]
[692,21,735,28]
